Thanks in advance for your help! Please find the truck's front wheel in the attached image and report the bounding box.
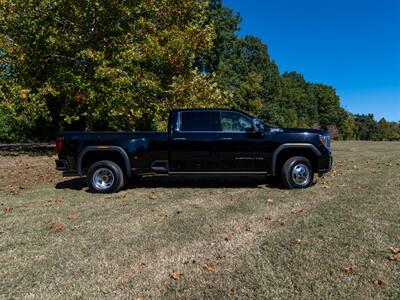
[87,160,125,193]
[281,156,314,189]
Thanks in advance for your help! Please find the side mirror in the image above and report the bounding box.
[252,118,264,133]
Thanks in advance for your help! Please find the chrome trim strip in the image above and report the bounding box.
[175,110,257,133]
[174,131,256,134]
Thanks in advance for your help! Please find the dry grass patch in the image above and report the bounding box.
[1,141,399,299]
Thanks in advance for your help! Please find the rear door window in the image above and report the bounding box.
[180,111,220,131]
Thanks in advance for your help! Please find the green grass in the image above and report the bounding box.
[1,141,399,299]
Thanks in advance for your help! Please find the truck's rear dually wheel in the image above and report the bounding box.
[86,160,125,193]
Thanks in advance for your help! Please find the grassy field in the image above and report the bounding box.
[1,141,399,299]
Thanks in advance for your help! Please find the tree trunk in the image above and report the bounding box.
[85,107,93,131]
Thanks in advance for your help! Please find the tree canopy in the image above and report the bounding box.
[0,0,398,142]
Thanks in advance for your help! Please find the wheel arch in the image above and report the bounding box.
[272,143,321,176]
[77,146,131,177]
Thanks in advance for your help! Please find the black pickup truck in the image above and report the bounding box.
[55,109,332,193]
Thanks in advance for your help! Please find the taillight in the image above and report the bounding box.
[55,136,64,154]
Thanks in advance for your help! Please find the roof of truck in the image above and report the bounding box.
[170,108,252,116]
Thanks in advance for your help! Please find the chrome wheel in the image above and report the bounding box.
[92,168,115,191]
[291,163,310,186]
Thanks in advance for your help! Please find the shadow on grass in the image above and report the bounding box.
[55,177,87,190]
[55,175,285,191]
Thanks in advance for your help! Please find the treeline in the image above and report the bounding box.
[0,0,398,142]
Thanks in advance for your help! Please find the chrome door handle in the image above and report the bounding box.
[220,137,232,140]
[173,137,187,141]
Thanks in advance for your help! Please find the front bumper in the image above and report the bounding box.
[318,155,333,176]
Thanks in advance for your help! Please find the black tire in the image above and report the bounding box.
[281,156,314,189]
[86,160,125,193]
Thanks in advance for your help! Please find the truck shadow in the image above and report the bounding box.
[55,175,285,191]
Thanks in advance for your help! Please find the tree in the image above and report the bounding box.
[0,0,385,142]
[377,118,400,141]
[200,0,241,73]
[354,114,379,140]
[377,118,390,140]
[0,0,226,139]
[339,111,356,140]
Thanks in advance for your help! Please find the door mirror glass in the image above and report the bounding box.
[252,118,265,133]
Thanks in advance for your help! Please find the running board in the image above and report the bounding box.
[168,171,268,175]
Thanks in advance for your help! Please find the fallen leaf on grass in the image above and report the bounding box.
[225,234,233,241]
[373,279,383,286]
[50,223,65,234]
[388,255,400,261]
[257,184,268,190]
[71,225,81,231]
[148,193,157,200]
[54,197,64,204]
[171,271,182,280]
[118,192,127,198]
[291,208,304,214]
[3,206,13,213]
[216,253,225,259]
[389,246,400,254]
[343,267,354,273]
[294,239,302,244]
[138,261,146,267]
[67,214,77,220]
[203,262,214,272]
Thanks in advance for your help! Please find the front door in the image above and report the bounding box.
[216,111,269,171]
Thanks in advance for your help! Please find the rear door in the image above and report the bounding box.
[169,111,220,171]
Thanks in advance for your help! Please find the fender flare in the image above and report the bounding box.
[77,146,131,177]
[271,143,321,176]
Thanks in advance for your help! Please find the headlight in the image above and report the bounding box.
[319,134,330,148]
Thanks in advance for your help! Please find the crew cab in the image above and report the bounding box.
[55,109,332,193]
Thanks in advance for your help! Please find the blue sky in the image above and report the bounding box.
[224,0,400,121]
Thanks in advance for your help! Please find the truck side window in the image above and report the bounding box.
[221,112,252,132]
[180,111,220,131]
